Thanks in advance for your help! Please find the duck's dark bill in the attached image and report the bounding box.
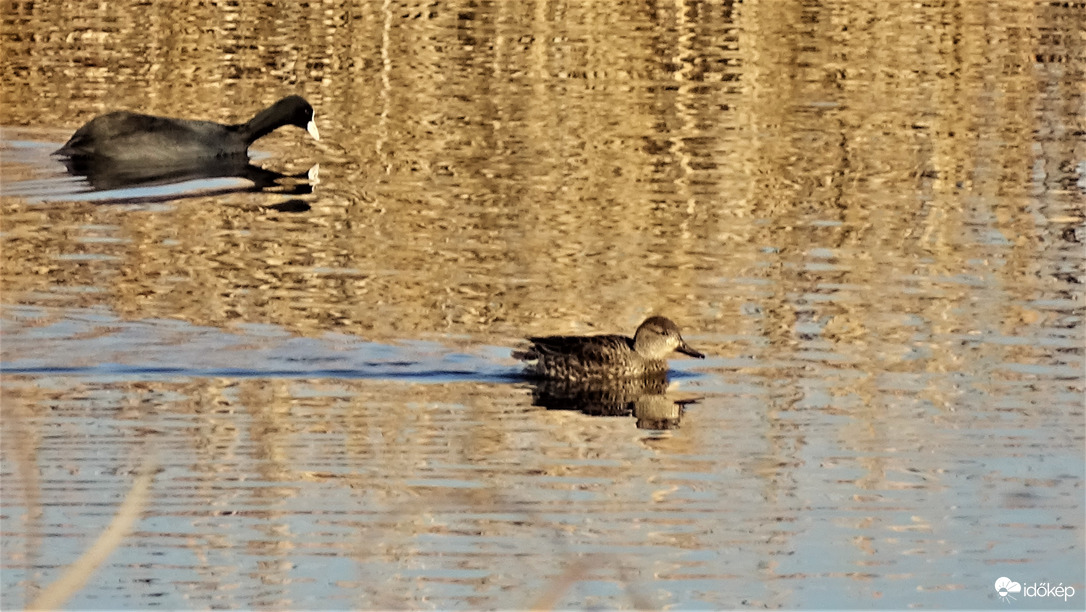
[677,344,705,359]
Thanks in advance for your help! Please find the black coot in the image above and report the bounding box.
[55,95,320,163]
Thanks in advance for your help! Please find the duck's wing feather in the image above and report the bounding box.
[525,334,632,361]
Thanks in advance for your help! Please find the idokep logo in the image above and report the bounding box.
[994,577,1021,602]
[994,576,1076,603]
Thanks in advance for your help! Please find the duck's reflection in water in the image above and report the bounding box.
[528,375,696,430]
[59,155,318,202]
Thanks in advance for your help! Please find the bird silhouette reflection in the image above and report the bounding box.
[528,375,695,430]
[59,154,317,199]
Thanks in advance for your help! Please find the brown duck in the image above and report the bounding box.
[515,316,705,381]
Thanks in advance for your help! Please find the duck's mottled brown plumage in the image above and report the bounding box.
[515,316,705,381]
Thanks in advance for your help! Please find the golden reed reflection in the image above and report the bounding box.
[2,1,1077,343]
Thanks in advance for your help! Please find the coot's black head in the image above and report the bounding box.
[271,95,320,141]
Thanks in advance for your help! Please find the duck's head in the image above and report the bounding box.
[633,316,705,360]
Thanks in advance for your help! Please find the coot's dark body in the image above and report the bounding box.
[55,95,319,163]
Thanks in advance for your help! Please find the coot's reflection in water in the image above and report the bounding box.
[528,375,696,430]
[59,154,319,201]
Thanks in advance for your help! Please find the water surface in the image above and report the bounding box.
[2,0,1084,609]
